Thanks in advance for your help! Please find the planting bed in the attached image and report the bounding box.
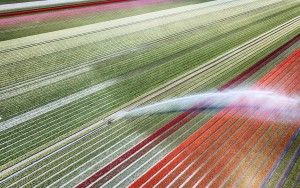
[0,0,299,187]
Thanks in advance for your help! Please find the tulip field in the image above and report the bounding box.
[0,0,299,187]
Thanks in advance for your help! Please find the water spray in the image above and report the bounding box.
[106,89,300,124]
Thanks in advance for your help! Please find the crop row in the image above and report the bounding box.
[0,0,131,14]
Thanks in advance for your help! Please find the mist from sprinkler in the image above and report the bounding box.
[107,89,300,124]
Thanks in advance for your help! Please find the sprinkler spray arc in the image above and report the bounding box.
[106,89,300,124]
